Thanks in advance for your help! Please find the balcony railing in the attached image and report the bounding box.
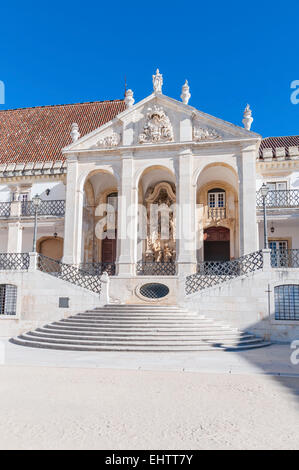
[207,207,226,220]
[136,261,176,276]
[79,262,116,276]
[21,200,65,217]
[0,202,11,218]
[256,189,299,209]
[271,249,299,268]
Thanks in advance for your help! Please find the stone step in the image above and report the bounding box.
[10,337,272,352]
[31,330,253,341]
[37,326,246,338]
[19,332,264,346]
[76,313,202,319]
[63,317,222,325]
[45,322,237,333]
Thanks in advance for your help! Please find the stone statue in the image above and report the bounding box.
[242,104,253,131]
[70,123,80,143]
[152,69,163,94]
[181,80,191,105]
[125,89,135,108]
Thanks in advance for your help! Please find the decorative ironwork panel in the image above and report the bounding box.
[186,251,263,295]
[21,200,65,217]
[207,207,226,220]
[79,262,116,276]
[0,284,17,315]
[38,255,101,294]
[140,283,170,299]
[275,285,299,320]
[0,202,11,218]
[136,261,176,276]
[271,249,299,268]
[0,253,29,271]
[256,190,299,208]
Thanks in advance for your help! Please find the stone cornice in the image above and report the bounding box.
[0,160,67,180]
[257,159,299,174]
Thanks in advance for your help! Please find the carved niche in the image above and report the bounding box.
[139,106,174,144]
[144,182,176,263]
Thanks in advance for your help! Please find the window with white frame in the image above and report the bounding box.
[269,240,289,267]
[208,189,225,208]
[0,284,17,316]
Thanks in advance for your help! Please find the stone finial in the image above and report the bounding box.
[181,80,191,105]
[242,104,253,131]
[125,89,135,108]
[70,123,80,143]
[153,68,163,94]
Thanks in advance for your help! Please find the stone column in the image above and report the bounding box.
[7,222,23,253]
[176,148,197,275]
[238,143,258,255]
[63,155,84,265]
[115,153,138,276]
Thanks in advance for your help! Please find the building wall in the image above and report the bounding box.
[185,268,299,342]
[0,270,101,337]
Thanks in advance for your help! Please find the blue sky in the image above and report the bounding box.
[0,0,298,137]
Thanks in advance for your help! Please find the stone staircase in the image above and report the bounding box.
[10,305,271,352]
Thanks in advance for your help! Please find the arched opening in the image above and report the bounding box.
[82,170,119,267]
[101,192,118,265]
[204,226,230,262]
[37,236,64,261]
[137,165,176,274]
[196,163,239,262]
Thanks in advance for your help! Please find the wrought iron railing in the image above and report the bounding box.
[0,253,30,270]
[37,254,101,293]
[271,249,299,268]
[79,262,116,276]
[21,200,65,217]
[256,190,299,208]
[207,207,226,220]
[136,261,176,276]
[185,250,263,295]
[0,202,11,218]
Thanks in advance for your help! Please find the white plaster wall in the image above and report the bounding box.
[0,185,11,202]
[258,219,299,250]
[0,228,8,252]
[0,270,101,337]
[30,181,65,200]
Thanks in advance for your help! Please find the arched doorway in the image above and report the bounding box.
[204,227,230,262]
[37,236,64,261]
[101,192,118,264]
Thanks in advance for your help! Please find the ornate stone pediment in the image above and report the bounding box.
[97,132,121,148]
[139,106,174,144]
[193,126,220,142]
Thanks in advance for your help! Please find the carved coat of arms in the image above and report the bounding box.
[139,106,174,144]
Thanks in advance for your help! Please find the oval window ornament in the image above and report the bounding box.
[139,283,169,299]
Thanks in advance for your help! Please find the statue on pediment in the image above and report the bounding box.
[152,69,163,94]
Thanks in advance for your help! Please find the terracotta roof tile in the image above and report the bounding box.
[259,135,299,158]
[0,100,126,164]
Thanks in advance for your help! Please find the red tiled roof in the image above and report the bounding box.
[260,135,299,158]
[0,100,126,164]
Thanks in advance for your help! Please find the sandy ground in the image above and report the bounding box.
[0,365,299,450]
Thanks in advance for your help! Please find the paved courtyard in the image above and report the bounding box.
[1,341,299,450]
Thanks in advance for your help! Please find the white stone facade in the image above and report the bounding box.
[0,71,299,341]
